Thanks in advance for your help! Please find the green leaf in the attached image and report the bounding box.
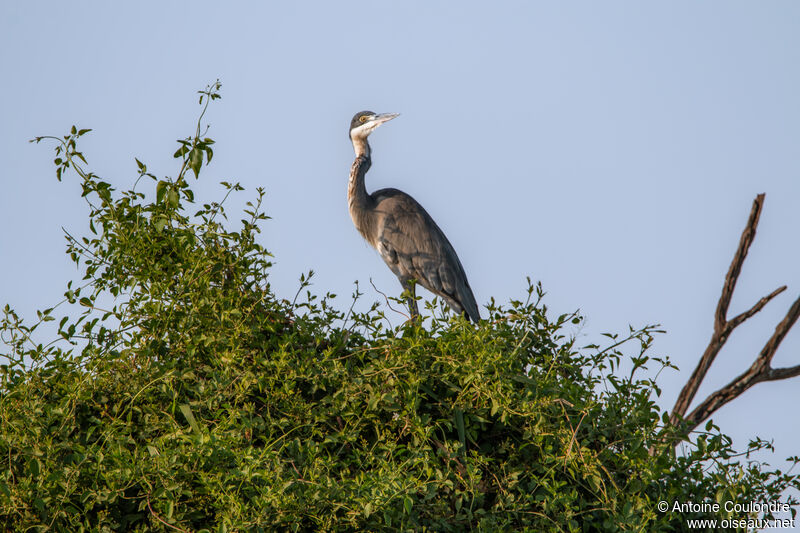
[28,458,40,477]
[173,143,190,158]
[512,374,537,389]
[167,188,179,208]
[189,147,203,178]
[153,215,167,231]
[179,404,201,434]
[156,181,168,204]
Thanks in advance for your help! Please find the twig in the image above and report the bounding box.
[146,493,190,533]
[369,278,410,321]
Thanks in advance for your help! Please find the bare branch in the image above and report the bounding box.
[670,194,767,426]
[766,364,800,381]
[714,193,764,332]
[728,285,786,330]
[682,295,800,431]
[757,294,800,373]
[667,193,800,437]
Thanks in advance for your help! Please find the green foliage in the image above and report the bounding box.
[2,83,798,532]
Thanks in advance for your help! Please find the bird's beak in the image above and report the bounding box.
[372,112,400,126]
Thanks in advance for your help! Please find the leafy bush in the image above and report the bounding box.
[1,83,797,532]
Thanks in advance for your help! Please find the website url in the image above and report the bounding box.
[686,517,795,529]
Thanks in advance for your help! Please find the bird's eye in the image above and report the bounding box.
[359,116,368,123]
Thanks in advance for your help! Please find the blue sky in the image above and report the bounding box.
[2,0,800,506]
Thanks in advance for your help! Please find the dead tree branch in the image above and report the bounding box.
[669,194,799,435]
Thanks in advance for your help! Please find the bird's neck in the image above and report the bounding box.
[351,136,371,159]
[348,146,377,246]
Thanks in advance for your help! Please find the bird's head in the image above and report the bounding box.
[349,111,399,143]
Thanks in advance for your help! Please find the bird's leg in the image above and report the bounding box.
[401,278,420,321]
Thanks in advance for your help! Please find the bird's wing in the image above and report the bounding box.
[373,189,480,321]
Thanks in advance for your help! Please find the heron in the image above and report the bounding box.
[347,111,480,322]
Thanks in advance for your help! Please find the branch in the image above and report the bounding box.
[682,295,800,430]
[669,194,800,435]
[728,285,786,329]
[713,194,764,331]
[765,365,800,381]
[670,194,765,425]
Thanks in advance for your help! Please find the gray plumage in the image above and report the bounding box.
[347,111,480,322]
